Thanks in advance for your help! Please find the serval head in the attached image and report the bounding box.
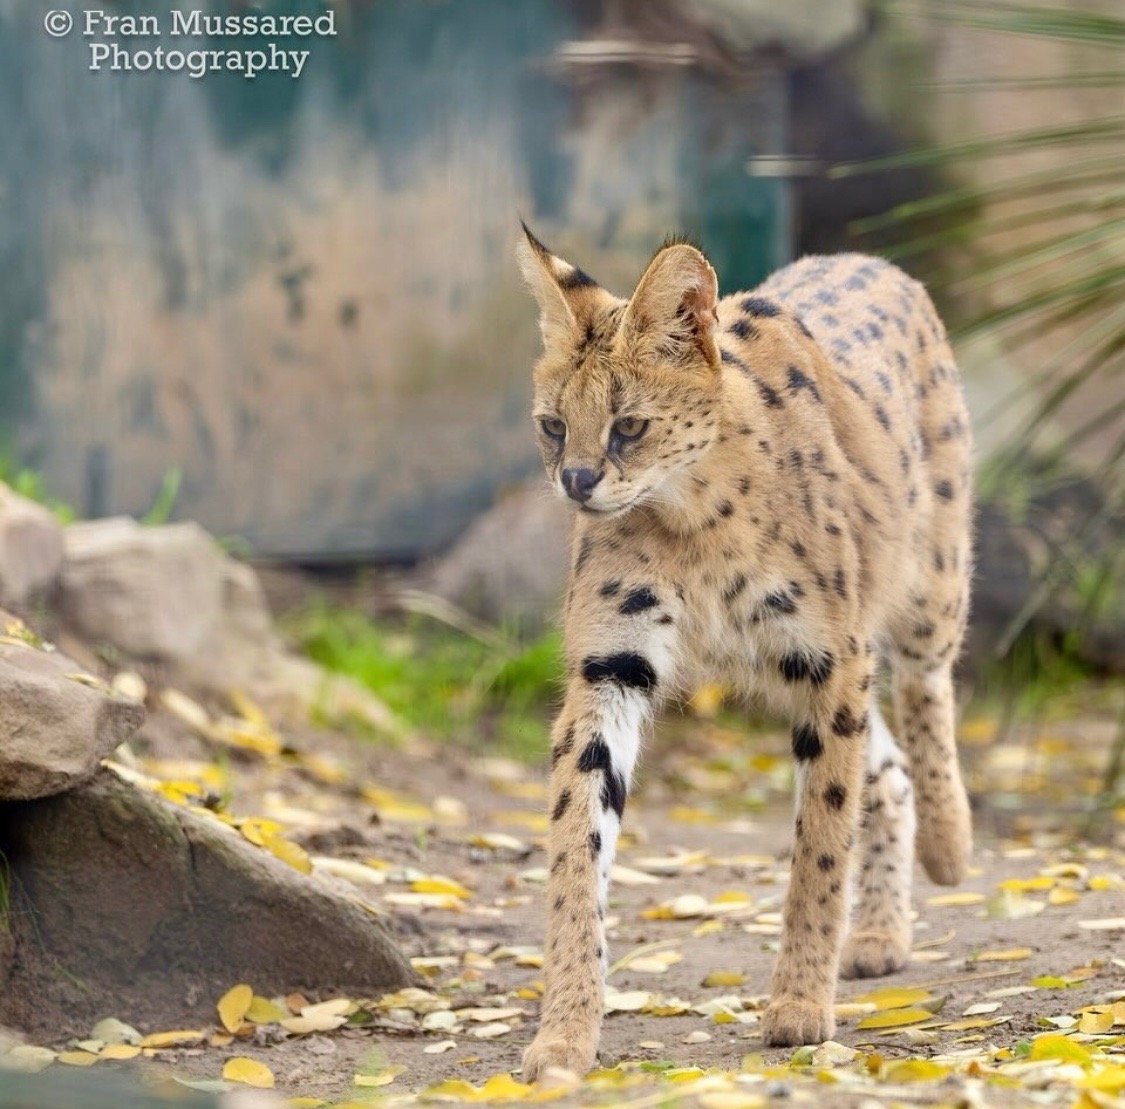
[518,224,723,517]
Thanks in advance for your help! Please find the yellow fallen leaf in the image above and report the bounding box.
[939,1017,1007,1031]
[856,1007,933,1030]
[280,1015,348,1035]
[139,1030,207,1049]
[238,818,282,847]
[703,970,746,988]
[425,1074,537,1102]
[302,999,353,1020]
[1049,887,1080,906]
[998,877,1054,892]
[926,892,985,907]
[228,689,271,730]
[100,1044,142,1061]
[1029,1034,1091,1065]
[669,806,720,825]
[884,1059,950,1082]
[1078,1009,1116,1035]
[1080,1065,1125,1093]
[412,876,471,899]
[217,984,253,1033]
[212,722,282,758]
[265,835,312,875]
[57,1051,99,1067]
[246,996,287,1024]
[1088,875,1124,892]
[222,1057,274,1088]
[973,947,1032,962]
[851,987,933,1011]
[355,1066,405,1088]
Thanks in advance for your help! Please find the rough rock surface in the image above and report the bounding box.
[57,517,403,731]
[0,484,64,607]
[0,613,145,800]
[59,517,225,662]
[428,482,569,630]
[0,769,416,1036]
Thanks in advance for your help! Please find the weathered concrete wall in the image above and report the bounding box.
[0,0,788,558]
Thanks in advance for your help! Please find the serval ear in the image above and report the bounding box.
[516,222,607,350]
[622,241,719,369]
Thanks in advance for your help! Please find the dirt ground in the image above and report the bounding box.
[4,697,1124,1106]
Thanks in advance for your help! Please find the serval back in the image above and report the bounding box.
[516,226,973,1080]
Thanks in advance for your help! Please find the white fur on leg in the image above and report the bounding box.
[840,705,916,980]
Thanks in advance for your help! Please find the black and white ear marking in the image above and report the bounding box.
[517,222,604,349]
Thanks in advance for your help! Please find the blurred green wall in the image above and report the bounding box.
[0,0,787,558]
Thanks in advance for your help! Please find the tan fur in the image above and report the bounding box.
[516,231,974,1079]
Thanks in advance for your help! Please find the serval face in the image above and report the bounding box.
[520,227,723,517]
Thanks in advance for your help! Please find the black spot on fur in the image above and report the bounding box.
[729,318,759,341]
[824,783,846,810]
[787,365,822,402]
[552,725,575,766]
[934,479,954,501]
[792,723,823,760]
[831,706,865,737]
[577,735,611,774]
[756,379,784,409]
[717,500,734,518]
[551,790,571,821]
[779,651,834,686]
[721,348,749,373]
[723,574,747,603]
[589,831,602,860]
[575,537,592,574]
[582,653,658,692]
[741,296,781,317]
[817,853,836,872]
[764,590,797,615]
[601,770,627,819]
[619,587,659,615]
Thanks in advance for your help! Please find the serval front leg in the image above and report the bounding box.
[523,597,675,1081]
[762,646,873,1046]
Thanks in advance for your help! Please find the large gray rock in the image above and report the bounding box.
[59,517,225,661]
[428,482,570,630]
[57,517,404,733]
[0,769,415,1036]
[0,615,145,800]
[0,484,64,607]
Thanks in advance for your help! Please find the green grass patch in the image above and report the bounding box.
[286,602,561,761]
[0,455,76,523]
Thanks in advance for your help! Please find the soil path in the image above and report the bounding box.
[8,704,1124,1106]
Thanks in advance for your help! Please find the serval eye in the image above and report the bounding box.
[540,416,566,440]
[613,417,648,440]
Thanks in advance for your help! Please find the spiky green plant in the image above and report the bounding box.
[837,2,1124,657]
